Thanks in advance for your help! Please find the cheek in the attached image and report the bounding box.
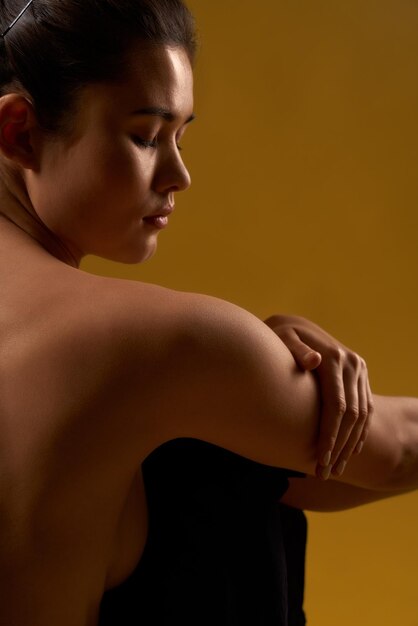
[79,146,154,240]
[68,140,150,212]
[88,139,137,190]
[94,139,155,202]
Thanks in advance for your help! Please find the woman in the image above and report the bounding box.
[0,2,416,625]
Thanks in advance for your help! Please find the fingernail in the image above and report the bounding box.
[334,460,346,476]
[320,465,332,480]
[322,450,332,466]
[355,441,364,454]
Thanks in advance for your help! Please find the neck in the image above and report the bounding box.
[0,171,81,269]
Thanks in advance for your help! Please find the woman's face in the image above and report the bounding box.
[31,44,194,265]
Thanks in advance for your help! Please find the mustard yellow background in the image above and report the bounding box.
[82,1,418,623]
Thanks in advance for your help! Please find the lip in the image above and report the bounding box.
[145,205,175,219]
[142,205,174,230]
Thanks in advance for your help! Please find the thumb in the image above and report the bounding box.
[301,349,322,370]
[280,328,322,370]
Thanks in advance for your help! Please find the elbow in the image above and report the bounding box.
[374,429,416,492]
[390,432,418,491]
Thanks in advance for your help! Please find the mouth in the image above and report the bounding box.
[143,215,170,229]
[143,205,174,230]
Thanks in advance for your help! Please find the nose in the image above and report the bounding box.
[153,145,191,195]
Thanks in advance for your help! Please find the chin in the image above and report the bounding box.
[105,240,158,265]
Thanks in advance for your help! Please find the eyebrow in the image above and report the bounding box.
[130,107,196,124]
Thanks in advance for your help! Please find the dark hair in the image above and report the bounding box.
[0,0,197,142]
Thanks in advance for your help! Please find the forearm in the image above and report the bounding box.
[281,476,415,512]
[281,394,418,510]
[333,393,418,491]
[392,394,418,489]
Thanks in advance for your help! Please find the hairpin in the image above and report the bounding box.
[1,0,34,38]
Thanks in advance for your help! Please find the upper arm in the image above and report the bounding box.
[122,289,404,490]
[151,292,322,475]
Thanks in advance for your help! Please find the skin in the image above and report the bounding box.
[0,42,417,626]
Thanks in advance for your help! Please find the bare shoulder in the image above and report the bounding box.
[81,274,275,363]
[97,278,321,473]
[101,277,298,387]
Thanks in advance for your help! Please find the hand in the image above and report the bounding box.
[264,314,374,480]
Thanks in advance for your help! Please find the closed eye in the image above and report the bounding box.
[132,136,157,149]
[132,136,183,151]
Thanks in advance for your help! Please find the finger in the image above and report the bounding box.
[278,327,322,371]
[354,375,374,453]
[315,461,332,481]
[316,355,346,466]
[328,358,361,467]
[303,352,322,370]
[331,370,368,475]
[354,365,370,454]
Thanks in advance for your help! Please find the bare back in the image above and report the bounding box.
[0,221,170,625]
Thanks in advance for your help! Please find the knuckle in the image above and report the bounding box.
[336,347,346,361]
[326,346,344,362]
[359,406,369,421]
[367,400,375,416]
[334,398,347,416]
[344,406,359,423]
[346,351,358,365]
[347,352,363,370]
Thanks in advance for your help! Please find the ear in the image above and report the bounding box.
[0,94,39,169]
